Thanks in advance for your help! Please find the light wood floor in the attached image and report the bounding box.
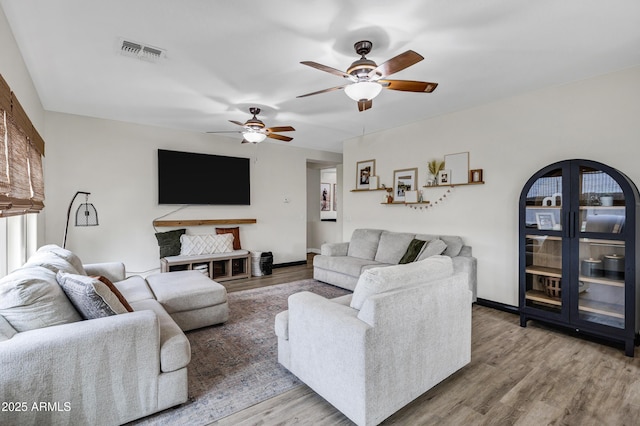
[213,256,640,425]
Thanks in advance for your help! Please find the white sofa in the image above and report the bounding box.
[276,255,472,426]
[313,229,477,301]
[0,245,228,425]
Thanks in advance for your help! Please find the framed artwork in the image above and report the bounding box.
[356,159,376,190]
[536,212,555,230]
[393,168,418,203]
[444,152,470,184]
[438,169,451,185]
[332,184,337,211]
[470,169,483,183]
[321,183,331,211]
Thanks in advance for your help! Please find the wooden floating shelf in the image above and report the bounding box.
[381,201,431,205]
[422,181,484,189]
[153,219,257,227]
[351,188,386,192]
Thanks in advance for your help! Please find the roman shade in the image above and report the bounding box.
[0,74,45,217]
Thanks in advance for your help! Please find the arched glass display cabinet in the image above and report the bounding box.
[519,159,640,356]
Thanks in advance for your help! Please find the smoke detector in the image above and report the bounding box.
[119,38,166,63]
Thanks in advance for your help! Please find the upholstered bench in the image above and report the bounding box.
[145,270,229,331]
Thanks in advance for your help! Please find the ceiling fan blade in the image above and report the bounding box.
[206,130,242,134]
[301,61,353,79]
[267,133,293,142]
[367,50,424,79]
[266,126,295,133]
[379,79,438,93]
[358,99,373,112]
[297,84,348,98]
[229,120,247,127]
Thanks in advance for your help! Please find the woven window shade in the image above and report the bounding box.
[0,74,45,217]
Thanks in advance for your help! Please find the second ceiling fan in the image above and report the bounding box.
[298,40,438,111]
[208,108,295,144]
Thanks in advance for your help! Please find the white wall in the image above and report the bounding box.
[343,66,640,307]
[43,111,341,273]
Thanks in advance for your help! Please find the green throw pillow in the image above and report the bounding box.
[155,228,186,258]
[398,239,427,264]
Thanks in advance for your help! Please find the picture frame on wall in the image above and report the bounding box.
[356,159,376,190]
[393,168,418,203]
[444,152,470,184]
[321,183,331,211]
[470,169,483,183]
[332,184,337,211]
[438,169,451,185]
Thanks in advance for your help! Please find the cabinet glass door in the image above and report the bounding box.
[523,167,565,314]
[576,165,626,328]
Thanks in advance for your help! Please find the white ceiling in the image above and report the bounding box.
[2,0,639,153]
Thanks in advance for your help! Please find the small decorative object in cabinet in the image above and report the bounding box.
[519,159,640,357]
[470,169,483,183]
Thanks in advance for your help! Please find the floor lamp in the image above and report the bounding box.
[63,191,99,249]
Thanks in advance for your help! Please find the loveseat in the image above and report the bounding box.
[0,245,227,425]
[276,255,472,426]
[313,228,477,300]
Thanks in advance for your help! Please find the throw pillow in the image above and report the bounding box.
[0,266,82,332]
[215,227,241,250]
[440,235,465,257]
[57,272,130,319]
[415,239,448,261]
[92,275,134,312]
[23,249,82,275]
[180,233,234,256]
[155,228,186,258]
[398,239,427,264]
[350,255,454,310]
[36,244,87,275]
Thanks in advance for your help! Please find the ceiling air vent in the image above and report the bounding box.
[119,38,166,63]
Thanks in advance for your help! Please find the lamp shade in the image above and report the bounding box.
[75,203,99,226]
[243,131,267,143]
[344,81,383,101]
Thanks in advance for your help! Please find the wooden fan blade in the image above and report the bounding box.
[297,84,348,98]
[358,99,373,112]
[229,120,246,127]
[266,126,295,133]
[206,130,242,134]
[367,50,424,79]
[301,61,353,79]
[379,79,438,93]
[267,133,293,142]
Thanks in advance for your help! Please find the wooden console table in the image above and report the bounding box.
[161,250,251,282]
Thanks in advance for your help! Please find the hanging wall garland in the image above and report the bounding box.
[406,187,453,210]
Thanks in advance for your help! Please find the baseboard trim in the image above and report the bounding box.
[273,260,307,269]
[476,298,519,315]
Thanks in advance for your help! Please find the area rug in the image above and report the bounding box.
[130,279,350,425]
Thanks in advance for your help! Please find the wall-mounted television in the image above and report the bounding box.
[158,149,250,205]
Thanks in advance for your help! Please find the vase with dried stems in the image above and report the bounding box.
[427,159,444,186]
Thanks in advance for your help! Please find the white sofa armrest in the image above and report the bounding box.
[320,242,349,256]
[83,261,126,282]
[0,311,161,425]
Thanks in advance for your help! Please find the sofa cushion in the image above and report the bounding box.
[416,239,448,261]
[440,235,465,257]
[216,227,242,250]
[398,239,427,264]
[0,266,82,332]
[314,255,381,278]
[375,231,417,264]
[155,228,186,258]
[350,255,454,310]
[129,298,191,373]
[23,249,82,275]
[180,233,234,256]
[57,272,129,319]
[146,270,227,313]
[347,229,383,260]
[113,275,155,303]
[36,244,87,275]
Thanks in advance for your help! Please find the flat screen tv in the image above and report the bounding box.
[158,149,250,205]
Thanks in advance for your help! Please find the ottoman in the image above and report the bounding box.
[146,270,229,331]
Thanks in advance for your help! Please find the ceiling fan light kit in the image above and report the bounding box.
[344,81,383,102]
